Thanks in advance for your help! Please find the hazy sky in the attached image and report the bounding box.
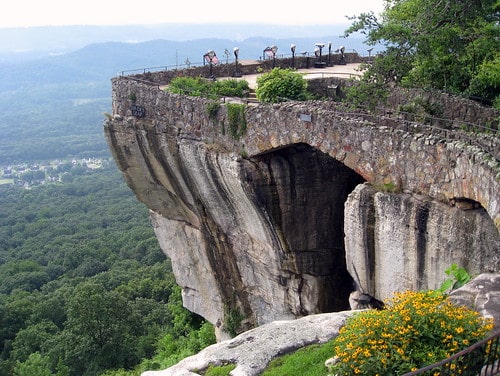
[0,0,385,28]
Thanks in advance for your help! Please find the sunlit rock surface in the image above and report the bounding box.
[105,76,499,339]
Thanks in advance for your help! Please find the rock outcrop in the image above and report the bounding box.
[142,310,353,376]
[345,184,499,301]
[449,273,500,327]
[105,74,499,339]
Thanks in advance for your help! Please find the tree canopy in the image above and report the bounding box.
[0,166,215,376]
[345,0,500,106]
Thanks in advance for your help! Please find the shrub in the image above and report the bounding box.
[467,53,500,106]
[206,102,220,122]
[223,303,245,337]
[255,68,308,103]
[438,263,471,294]
[262,340,335,376]
[167,77,249,99]
[329,290,494,375]
[213,79,249,98]
[344,78,388,112]
[167,76,213,97]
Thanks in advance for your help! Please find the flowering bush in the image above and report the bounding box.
[329,290,495,375]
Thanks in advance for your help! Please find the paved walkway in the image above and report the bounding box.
[225,62,364,89]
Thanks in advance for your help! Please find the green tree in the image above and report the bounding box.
[255,68,308,103]
[167,76,213,97]
[10,321,60,364]
[213,79,250,97]
[13,352,53,376]
[345,0,500,103]
[64,282,140,374]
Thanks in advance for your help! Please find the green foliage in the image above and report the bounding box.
[203,363,236,376]
[467,52,500,106]
[438,264,471,294]
[13,352,54,376]
[378,181,400,193]
[64,282,140,373]
[396,96,444,124]
[212,79,249,98]
[0,166,215,376]
[344,0,500,103]
[167,77,249,99]
[262,341,334,376]
[167,76,213,97]
[206,102,220,122]
[344,75,388,111]
[255,68,308,103]
[226,103,247,140]
[329,290,494,375]
[223,304,244,338]
[127,92,137,102]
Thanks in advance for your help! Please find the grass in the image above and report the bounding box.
[261,340,334,376]
[203,363,236,376]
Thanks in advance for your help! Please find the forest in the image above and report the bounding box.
[0,163,215,376]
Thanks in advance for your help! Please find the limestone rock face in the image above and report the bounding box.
[105,113,499,339]
[105,80,499,339]
[345,184,499,301]
[449,273,500,327]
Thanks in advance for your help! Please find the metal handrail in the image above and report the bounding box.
[402,331,500,376]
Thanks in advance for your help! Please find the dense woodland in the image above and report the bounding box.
[0,164,215,376]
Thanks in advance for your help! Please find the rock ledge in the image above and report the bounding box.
[142,311,353,376]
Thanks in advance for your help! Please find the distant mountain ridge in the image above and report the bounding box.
[0,23,355,57]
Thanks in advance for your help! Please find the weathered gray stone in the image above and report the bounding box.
[345,184,499,301]
[141,311,353,376]
[449,273,500,327]
[105,74,499,341]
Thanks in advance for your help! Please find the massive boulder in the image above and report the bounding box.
[105,76,499,339]
[142,310,353,376]
[345,184,499,301]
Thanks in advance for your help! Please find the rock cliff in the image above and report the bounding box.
[105,74,499,339]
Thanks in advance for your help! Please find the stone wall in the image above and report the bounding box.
[110,77,499,225]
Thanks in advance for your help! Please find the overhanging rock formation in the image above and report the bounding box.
[105,74,499,339]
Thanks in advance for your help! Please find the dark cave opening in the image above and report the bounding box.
[241,143,366,313]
